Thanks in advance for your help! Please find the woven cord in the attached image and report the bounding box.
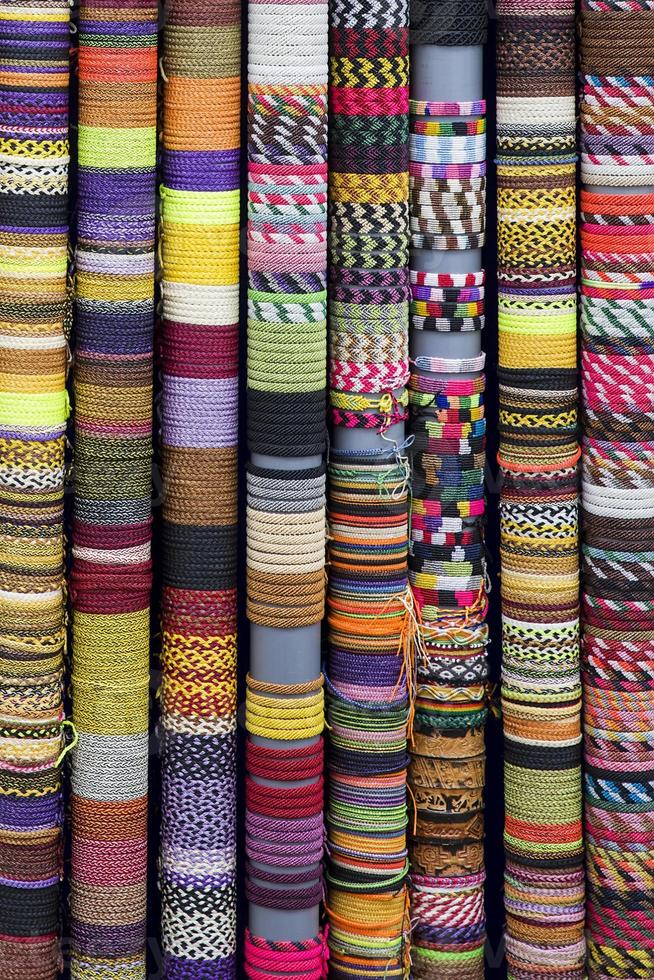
[326,0,412,970]
[580,3,654,977]
[69,1,157,976]
[0,2,70,975]
[407,7,488,975]
[244,0,327,964]
[497,1,586,977]
[158,0,241,973]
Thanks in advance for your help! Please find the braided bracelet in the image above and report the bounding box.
[330,389,409,411]
[410,161,487,180]
[414,119,486,136]
[411,315,484,333]
[411,269,485,288]
[412,353,486,374]
[410,98,487,117]
[245,688,325,740]
[246,673,324,695]
[411,232,485,251]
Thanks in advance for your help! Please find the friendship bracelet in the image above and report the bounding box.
[412,270,485,289]
[410,161,487,180]
[410,99,487,117]
[245,688,325,740]
[411,352,486,374]
[330,389,409,410]
[246,673,324,695]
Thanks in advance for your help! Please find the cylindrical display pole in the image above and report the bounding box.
[326,0,411,974]
[0,2,70,975]
[406,2,488,977]
[496,2,585,977]
[70,2,157,976]
[244,0,328,969]
[158,0,241,975]
[579,5,654,977]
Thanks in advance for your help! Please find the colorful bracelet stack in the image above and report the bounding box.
[580,4,654,977]
[244,675,325,966]
[327,0,410,974]
[409,102,486,255]
[244,930,327,980]
[246,0,327,964]
[246,462,326,629]
[246,0,327,461]
[328,0,410,426]
[407,8,488,972]
[70,1,156,975]
[158,0,240,975]
[411,267,485,335]
[326,451,410,980]
[497,1,585,977]
[0,2,69,975]
[245,0,327,626]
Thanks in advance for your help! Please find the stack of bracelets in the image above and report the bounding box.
[245,0,327,627]
[158,0,240,974]
[580,4,654,977]
[326,0,410,974]
[245,0,327,967]
[0,1,69,975]
[496,1,586,977]
[406,2,488,978]
[70,0,156,975]
[326,455,410,980]
[244,676,325,970]
[328,0,409,417]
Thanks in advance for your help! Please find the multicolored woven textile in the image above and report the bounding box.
[70,0,156,975]
[496,1,585,976]
[246,0,327,461]
[159,0,240,975]
[245,0,327,962]
[326,0,410,973]
[407,6,488,977]
[326,452,410,980]
[246,0,327,626]
[328,0,409,418]
[580,4,654,976]
[0,2,69,975]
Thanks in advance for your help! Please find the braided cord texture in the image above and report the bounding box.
[245,0,327,964]
[407,7,488,977]
[326,452,411,980]
[158,0,241,975]
[246,0,327,628]
[497,1,585,977]
[580,3,654,978]
[0,1,69,975]
[70,0,157,975]
[409,0,487,45]
[326,0,412,971]
[328,0,410,414]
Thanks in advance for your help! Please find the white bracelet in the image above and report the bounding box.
[412,353,486,374]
